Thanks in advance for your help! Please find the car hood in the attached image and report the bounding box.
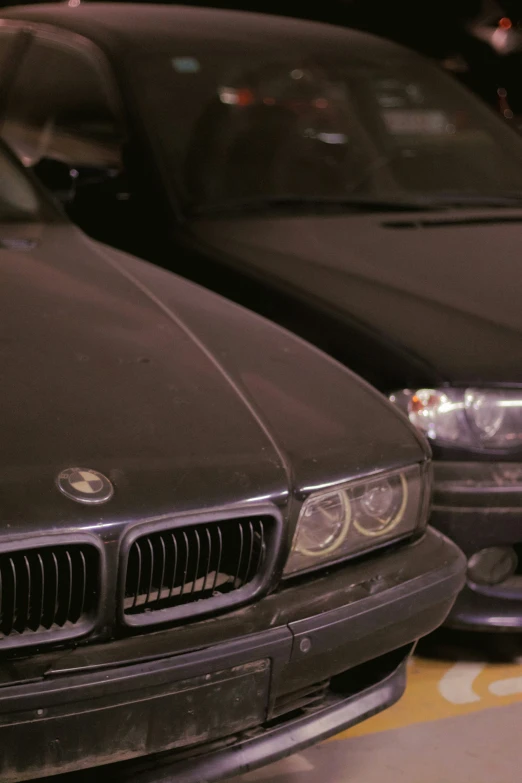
[194,209,522,385]
[2,223,424,532]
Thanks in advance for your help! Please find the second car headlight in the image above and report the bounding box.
[284,464,424,576]
[390,388,522,450]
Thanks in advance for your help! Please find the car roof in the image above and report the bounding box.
[0,3,408,58]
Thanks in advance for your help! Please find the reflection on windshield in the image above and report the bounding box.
[135,49,522,214]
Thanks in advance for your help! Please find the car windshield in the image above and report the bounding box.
[0,144,42,222]
[127,37,522,215]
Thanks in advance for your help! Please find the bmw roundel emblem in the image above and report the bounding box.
[56,467,114,505]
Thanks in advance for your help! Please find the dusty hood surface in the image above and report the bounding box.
[2,223,423,532]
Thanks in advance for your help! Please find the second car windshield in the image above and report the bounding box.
[128,42,522,214]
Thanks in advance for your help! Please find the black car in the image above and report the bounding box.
[0,139,466,780]
[0,3,507,630]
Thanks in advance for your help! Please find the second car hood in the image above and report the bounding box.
[2,223,423,531]
[194,209,522,385]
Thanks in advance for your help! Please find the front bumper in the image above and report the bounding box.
[0,527,464,782]
[431,461,522,630]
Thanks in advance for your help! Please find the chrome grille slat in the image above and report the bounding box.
[8,557,16,635]
[145,538,154,607]
[53,551,60,626]
[78,550,86,620]
[132,542,142,609]
[203,528,212,592]
[63,550,73,625]
[244,521,254,583]
[23,555,31,631]
[181,531,189,596]
[157,536,166,603]
[212,527,223,594]
[234,523,244,587]
[50,551,59,628]
[191,529,201,595]
[255,524,266,578]
[123,516,276,622]
[36,553,45,629]
[168,533,178,600]
[0,544,99,641]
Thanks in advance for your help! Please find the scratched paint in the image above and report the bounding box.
[332,654,522,740]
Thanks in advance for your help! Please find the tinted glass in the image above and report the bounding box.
[127,44,522,212]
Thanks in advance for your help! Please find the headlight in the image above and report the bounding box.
[390,388,522,450]
[284,465,424,576]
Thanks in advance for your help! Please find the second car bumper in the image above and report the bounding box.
[431,461,522,630]
[0,527,464,782]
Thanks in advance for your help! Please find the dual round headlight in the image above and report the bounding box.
[296,489,350,557]
[285,466,422,576]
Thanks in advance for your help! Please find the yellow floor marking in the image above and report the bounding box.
[438,661,484,703]
[331,655,522,740]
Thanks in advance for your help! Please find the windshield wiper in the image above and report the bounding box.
[193,194,447,216]
[413,193,522,209]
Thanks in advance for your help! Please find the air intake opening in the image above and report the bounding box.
[267,645,413,728]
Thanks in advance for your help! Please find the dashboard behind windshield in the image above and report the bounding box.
[128,42,522,213]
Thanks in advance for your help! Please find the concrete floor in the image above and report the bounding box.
[231,629,522,783]
[233,705,522,783]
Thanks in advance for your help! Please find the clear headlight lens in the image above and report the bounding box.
[284,465,423,576]
[390,388,522,450]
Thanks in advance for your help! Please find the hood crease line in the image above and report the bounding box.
[82,234,294,492]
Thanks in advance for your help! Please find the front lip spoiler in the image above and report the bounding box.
[105,658,408,783]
